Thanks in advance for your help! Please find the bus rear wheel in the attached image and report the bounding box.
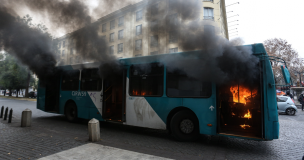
[170,110,199,141]
[65,103,78,122]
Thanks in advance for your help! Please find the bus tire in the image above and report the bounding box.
[65,102,78,122]
[170,110,199,141]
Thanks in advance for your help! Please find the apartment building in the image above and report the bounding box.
[55,0,228,65]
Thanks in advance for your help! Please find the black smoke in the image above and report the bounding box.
[146,0,259,83]
[0,0,260,84]
[0,7,57,79]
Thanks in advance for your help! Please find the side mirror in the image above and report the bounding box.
[281,65,291,84]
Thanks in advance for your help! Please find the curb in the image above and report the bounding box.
[0,95,37,102]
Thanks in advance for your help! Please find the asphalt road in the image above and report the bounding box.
[0,97,304,160]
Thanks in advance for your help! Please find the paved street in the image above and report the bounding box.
[0,97,304,160]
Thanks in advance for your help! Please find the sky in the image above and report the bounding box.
[225,0,304,58]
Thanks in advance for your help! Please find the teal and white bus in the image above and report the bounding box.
[37,43,285,141]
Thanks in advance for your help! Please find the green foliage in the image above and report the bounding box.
[0,53,31,95]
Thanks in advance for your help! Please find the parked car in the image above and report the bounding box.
[277,96,298,115]
[6,91,10,95]
[29,91,37,98]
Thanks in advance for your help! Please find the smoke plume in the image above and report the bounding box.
[146,0,259,83]
[0,0,260,84]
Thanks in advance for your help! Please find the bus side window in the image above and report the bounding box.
[129,63,164,96]
[166,68,212,98]
[61,70,80,91]
[81,69,102,91]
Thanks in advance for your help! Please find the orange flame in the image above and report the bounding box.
[230,85,257,104]
[244,109,252,119]
[132,90,149,96]
[240,124,251,129]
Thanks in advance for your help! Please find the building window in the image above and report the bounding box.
[118,43,123,53]
[169,47,178,53]
[110,20,115,30]
[61,70,80,91]
[204,25,215,34]
[203,0,213,2]
[150,35,158,47]
[110,33,114,42]
[167,68,212,97]
[102,23,107,32]
[169,32,178,43]
[118,17,124,27]
[62,50,65,56]
[136,10,143,21]
[118,30,124,39]
[136,25,142,36]
[169,14,178,26]
[63,41,65,48]
[58,42,61,48]
[150,51,158,55]
[129,63,164,96]
[135,39,142,50]
[81,69,102,91]
[109,46,114,54]
[151,4,158,15]
[70,48,73,55]
[150,21,158,32]
[204,8,214,20]
[70,57,73,64]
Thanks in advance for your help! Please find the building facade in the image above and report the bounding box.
[55,0,228,65]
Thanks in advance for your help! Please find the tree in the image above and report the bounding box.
[0,53,30,97]
[264,38,299,86]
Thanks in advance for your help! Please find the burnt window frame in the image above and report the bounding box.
[166,68,212,98]
[61,70,80,91]
[80,69,102,91]
[129,63,164,97]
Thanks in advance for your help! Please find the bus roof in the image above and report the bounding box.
[59,43,267,70]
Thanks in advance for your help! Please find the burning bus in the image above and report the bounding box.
[37,43,285,141]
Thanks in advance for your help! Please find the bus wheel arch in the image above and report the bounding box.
[167,107,200,141]
[64,100,78,122]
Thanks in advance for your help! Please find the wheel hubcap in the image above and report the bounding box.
[180,119,194,134]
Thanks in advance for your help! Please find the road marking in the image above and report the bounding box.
[38,143,172,160]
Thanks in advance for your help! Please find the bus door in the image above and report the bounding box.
[102,68,127,122]
[38,75,60,113]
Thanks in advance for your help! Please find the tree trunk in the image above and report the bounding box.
[9,89,12,96]
[25,72,30,98]
[3,90,6,96]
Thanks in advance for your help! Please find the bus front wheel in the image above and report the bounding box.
[65,103,78,122]
[170,110,199,141]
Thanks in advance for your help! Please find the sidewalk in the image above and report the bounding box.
[0,95,36,102]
